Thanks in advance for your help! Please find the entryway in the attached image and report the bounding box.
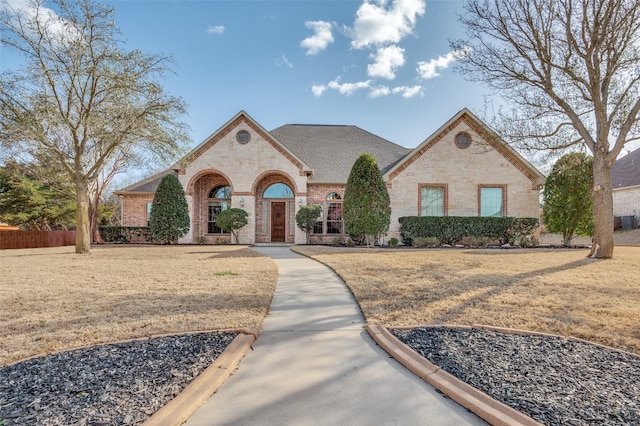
[270,202,286,242]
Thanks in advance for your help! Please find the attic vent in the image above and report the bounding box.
[236,130,251,144]
[455,132,472,149]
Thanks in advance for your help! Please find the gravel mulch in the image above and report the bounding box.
[0,332,236,425]
[392,327,640,426]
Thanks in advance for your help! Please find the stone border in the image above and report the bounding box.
[144,329,258,426]
[367,325,543,426]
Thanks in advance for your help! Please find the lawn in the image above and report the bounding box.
[0,245,278,365]
[293,245,640,354]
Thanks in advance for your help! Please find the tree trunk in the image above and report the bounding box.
[75,178,91,254]
[588,152,615,259]
[88,195,105,244]
[562,233,572,247]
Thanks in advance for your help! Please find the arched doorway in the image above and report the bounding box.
[254,175,297,243]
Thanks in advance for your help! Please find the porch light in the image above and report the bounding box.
[298,198,303,206]
[240,197,245,207]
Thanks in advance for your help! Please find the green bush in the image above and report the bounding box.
[99,226,153,243]
[412,236,440,248]
[217,208,248,244]
[388,237,399,247]
[468,236,491,248]
[295,204,322,244]
[343,153,391,245]
[149,174,190,244]
[399,216,539,246]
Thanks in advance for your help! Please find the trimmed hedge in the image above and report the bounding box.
[99,226,154,244]
[399,216,539,246]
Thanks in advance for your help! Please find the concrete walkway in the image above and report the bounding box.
[185,246,485,425]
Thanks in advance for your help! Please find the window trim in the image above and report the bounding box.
[418,183,448,216]
[207,185,231,234]
[478,184,507,217]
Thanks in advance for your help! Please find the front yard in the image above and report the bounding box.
[293,245,640,354]
[0,246,278,365]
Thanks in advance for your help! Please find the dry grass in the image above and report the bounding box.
[0,245,277,365]
[293,245,640,354]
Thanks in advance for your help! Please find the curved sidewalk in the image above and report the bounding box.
[185,246,485,425]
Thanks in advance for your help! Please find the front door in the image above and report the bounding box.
[271,202,286,242]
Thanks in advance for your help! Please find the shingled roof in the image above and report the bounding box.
[270,124,411,183]
[115,170,177,194]
[612,147,640,189]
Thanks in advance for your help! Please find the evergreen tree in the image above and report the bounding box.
[149,174,190,244]
[543,153,594,246]
[343,153,391,245]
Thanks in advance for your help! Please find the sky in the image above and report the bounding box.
[1,0,494,156]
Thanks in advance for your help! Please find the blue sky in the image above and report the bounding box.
[1,0,494,153]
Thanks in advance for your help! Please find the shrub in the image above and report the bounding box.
[413,236,440,248]
[388,237,399,247]
[149,174,190,244]
[399,216,539,246]
[216,208,248,244]
[343,153,391,245]
[99,226,153,243]
[295,205,322,244]
[468,236,491,248]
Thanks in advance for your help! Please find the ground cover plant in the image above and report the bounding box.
[0,245,277,365]
[293,245,640,354]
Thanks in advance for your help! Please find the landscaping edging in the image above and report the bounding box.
[143,329,258,426]
[367,324,543,426]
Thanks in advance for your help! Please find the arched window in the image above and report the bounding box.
[208,185,231,233]
[263,183,294,198]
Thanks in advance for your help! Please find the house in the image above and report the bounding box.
[116,109,545,244]
[612,147,640,227]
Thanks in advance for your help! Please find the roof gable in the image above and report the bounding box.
[385,109,546,189]
[172,110,311,174]
[612,147,640,189]
[270,124,411,183]
[115,169,176,194]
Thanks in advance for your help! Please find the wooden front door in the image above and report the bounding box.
[271,202,286,242]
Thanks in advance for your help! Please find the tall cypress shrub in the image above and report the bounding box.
[343,153,391,245]
[149,174,190,244]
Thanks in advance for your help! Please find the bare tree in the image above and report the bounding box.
[453,0,640,258]
[0,0,189,254]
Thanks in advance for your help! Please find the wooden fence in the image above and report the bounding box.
[0,230,76,250]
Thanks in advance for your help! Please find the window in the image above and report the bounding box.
[313,192,343,235]
[263,183,293,198]
[480,186,505,217]
[146,202,153,226]
[420,186,446,216]
[327,203,343,234]
[208,185,231,233]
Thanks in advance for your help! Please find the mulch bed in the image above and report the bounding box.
[392,327,640,425]
[0,332,236,425]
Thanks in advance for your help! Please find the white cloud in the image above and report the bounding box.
[368,85,391,98]
[276,53,293,68]
[300,21,334,55]
[367,45,405,79]
[350,0,425,49]
[206,25,225,35]
[312,85,327,97]
[2,0,81,43]
[328,77,371,95]
[416,46,471,79]
[392,85,423,98]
